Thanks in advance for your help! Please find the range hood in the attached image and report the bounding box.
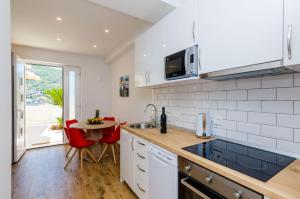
[200,60,300,81]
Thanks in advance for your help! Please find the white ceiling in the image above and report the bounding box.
[88,0,176,23]
[11,0,153,59]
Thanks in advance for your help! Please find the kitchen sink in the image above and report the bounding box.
[129,122,157,129]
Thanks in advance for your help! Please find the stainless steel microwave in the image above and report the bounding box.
[165,45,198,80]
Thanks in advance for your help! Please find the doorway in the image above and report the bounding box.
[25,64,64,148]
[13,58,82,152]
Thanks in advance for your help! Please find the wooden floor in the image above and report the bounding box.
[12,145,138,199]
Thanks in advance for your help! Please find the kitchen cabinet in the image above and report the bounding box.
[120,129,135,191]
[134,0,198,87]
[198,0,283,73]
[164,0,198,56]
[133,136,150,199]
[283,0,300,67]
[120,130,150,199]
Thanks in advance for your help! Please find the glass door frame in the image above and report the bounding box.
[19,59,82,145]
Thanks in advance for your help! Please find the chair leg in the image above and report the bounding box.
[80,149,83,172]
[64,149,78,170]
[66,146,73,158]
[111,144,116,165]
[98,144,109,162]
[86,148,97,163]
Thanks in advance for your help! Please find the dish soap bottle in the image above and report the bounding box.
[160,107,167,134]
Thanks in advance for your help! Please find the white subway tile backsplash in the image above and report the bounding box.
[227,131,247,142]
[262,101,293,114]
[277,87,300,100]
[237,101,261,112]
[277,140,300,154]
[261,125,293,141]
[277,114,300,128]
[221,120,237,131]
[212,128,227,137]
[237,78,261,89]
[202,81,218,91]
[165,93,194,100]
[153,74,300,155]
[227,90,247,100]
[237,122,260,135]
[294,73,300,86]
[227,111,247,122]
[248,112,276,125]
[262,74,293,88]
[294,129,300,143]
[217,101,236,110]
[209,91,227,100]
[248,135,276,148]
[294,101,300,114]
[248,89,276,100]
[194,92,209,100]
[217,80,236,90]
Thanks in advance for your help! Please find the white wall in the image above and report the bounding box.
[153,74,300,157]
[110,46,152,123]
[0,0,11,198]
[12,45,112,120]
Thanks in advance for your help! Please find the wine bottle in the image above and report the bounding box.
[160,107,167,134]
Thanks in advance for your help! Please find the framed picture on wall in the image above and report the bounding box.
[120,75,129,97]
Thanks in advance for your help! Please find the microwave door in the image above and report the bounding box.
[165,50,186,79]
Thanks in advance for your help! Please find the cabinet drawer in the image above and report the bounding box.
[135,152,148,169]
[134,136,149,151]
[135,169,148,199]
[135,181,148,199]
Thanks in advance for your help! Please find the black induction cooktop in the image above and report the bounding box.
[182,139,296,182]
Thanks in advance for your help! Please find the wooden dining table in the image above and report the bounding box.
[70,120,117,162]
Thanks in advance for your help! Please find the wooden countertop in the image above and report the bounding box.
[121,125,300,199]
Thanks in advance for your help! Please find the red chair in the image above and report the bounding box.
[64,119,79,157]
[98,122,126,164]
[102,117,116,136]
[64,128,97,171]
[66,119,78,128]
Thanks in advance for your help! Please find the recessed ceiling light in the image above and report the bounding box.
[143,54,147,57]
[105,29,110,33]
[56,37,61,41]
[56,17,62,21]
[162,44,167,48]
[93,44,97,48]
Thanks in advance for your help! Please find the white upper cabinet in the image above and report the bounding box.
[164,0,198,56]
[283,0,300,67]
[198,0,284,73]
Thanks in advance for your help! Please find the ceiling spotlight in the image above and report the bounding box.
[93,44,97,48]
[162,44,167,48]
[143,54,147,57]
[56,17,62,21]
[105,29,110,33]
[56,37,61,41]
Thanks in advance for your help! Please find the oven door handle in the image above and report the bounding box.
[181,178,212,199]
[184,50,189,75]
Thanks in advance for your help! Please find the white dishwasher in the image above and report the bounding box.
[149,144,178,199]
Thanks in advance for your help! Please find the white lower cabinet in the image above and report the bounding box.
[120,130,150,199]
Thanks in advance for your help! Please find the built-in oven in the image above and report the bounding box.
[178,157,263,199]
[165,45,198,80]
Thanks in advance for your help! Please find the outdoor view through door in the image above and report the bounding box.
[25,64,63,148]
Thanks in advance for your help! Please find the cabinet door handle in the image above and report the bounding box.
[131,137,134,151]
[144,73,148,84]
[147,72,150,84]
[137,183,146,193]
[287,25,292,60]
[137,165,146,173]
[137,140,145,146]
[192,21,196,42]
[137,153,145,159]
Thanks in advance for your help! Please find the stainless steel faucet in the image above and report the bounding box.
[144,104,157,126]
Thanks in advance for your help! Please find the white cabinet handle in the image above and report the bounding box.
[192,21,196,43]
[144,73,148,84]
[147,72,150,84]
[288,25,292,60]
